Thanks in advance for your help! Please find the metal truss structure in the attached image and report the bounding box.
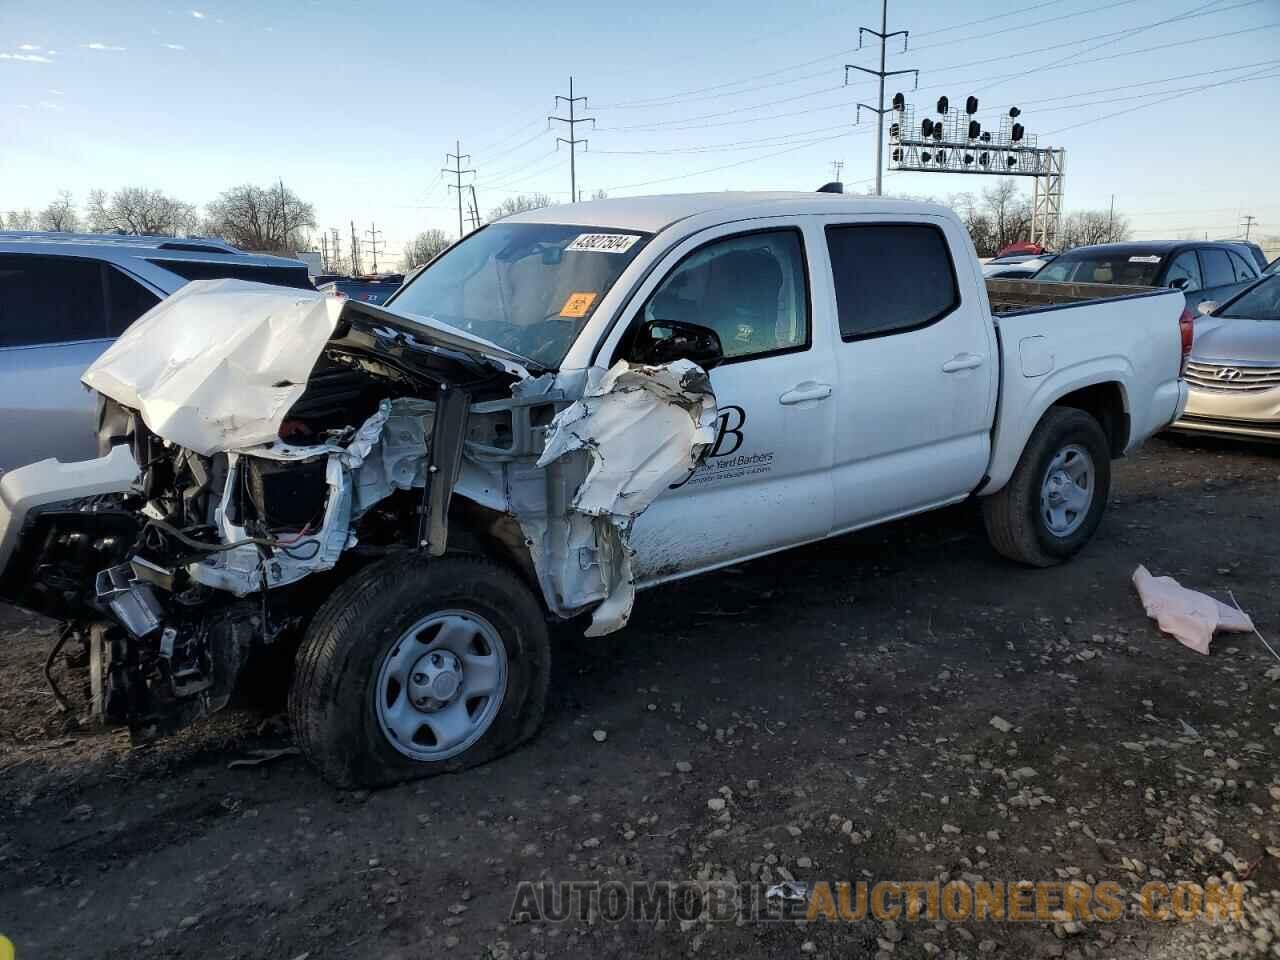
[888,99,1065,248]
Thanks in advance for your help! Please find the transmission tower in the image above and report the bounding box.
[830,160,844,182]
[364,223,386,274]
[845,0,918,196]
[466,184,481,231]
[329,228,342,273]
[549,76,595,203]
[350,220,363,276]
[1241,215,1258,240]
[443,141,475,239]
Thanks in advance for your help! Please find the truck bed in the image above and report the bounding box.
[986,278,1160,315]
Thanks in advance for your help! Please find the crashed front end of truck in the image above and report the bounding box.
[0,278,716,744]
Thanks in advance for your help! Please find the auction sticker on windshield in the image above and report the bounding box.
[566,233,641,254]
[1129,255,1162,263]
[560,292,598,318]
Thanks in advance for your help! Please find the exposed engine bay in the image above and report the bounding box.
[0,280,716,741]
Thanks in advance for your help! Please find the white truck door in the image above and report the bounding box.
[816,215,998,531]
[602,221,837,582]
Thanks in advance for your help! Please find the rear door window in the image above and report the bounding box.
[825,223,959,340]
[106,267,161,335]
[1198,249,1235,288]
[1227,251,1258,283]
[0,254,108,347]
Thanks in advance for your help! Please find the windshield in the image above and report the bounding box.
[1035,252,1163,286]
[1219,275,1280,321]
[386,222,651,367]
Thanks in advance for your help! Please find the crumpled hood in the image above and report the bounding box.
[82,278,532,456]
[1190,315,1280,363]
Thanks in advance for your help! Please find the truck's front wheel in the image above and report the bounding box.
[289,554,550,787]
[982,407,1111,567]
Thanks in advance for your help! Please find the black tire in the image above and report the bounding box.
[289,553,550,787]
[982,407,1111,567]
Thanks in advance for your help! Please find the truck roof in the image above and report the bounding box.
[503,191,957,234]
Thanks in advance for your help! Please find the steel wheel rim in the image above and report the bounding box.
[1040,443,1094,538]
[374,609,508,762]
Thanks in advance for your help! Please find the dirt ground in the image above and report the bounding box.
[1,435,1278,960]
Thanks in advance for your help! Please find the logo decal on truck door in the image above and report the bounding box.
[671,405,775,489]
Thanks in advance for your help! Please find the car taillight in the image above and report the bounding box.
[1178,307,1195,376]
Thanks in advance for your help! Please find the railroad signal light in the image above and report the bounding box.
[921,151,932,163]
[892,147,902,162]
[937,96,949,114]
[980,131,991,143]
[936,149,947,163]
[933,123,943,141]
[963,153,974,164]
[979,152,990,166]
[1006,155,1018,167]
[968,120,981,139]
[1011,122,1025,142]
[890,122,900,138]
[965,96,979,115]
[921,118,934,137]
[1009,106,1021,118]
[892,92,905,111]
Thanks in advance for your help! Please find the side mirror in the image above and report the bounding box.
[631,318,724,369]
[1196,300,1219,316]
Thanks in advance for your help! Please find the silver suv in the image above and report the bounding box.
[0,233,312,470]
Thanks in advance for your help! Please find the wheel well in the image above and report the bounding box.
[446,498,543,603]
[1052,382,1129,458]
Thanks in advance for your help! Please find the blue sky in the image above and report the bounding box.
[2,0,1278,259]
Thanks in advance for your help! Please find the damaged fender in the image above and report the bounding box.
[531,360,717,636]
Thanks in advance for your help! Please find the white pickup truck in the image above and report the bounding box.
[0,192,1191,786]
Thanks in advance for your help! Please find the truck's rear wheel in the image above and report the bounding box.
[289,554,550,787]
[982,407,1111,567]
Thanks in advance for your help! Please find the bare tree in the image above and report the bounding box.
[4,209,36,231]
[38,190,80,232]
[400,229,452,271]
[1059,209,1131,250]
[85,186,197,235]
[205,182,316,252]
[981,180,1033,254]
[488,193,553,222]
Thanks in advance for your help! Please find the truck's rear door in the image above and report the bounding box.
[814,214,998,531]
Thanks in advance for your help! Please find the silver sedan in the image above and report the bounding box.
[1174,274,1280,441]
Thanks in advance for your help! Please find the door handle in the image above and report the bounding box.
[941,353,985,373]
[778,382,833,405]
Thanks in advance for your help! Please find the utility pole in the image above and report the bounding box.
[443,141,475,239]
[320,232,329,271]
[1241,214,1257,240]
[1108,194,1116,241]
[364,223,385,274]
[844,0,917,196]
[350,220,363,276]
[330,227,341,273]
[549,76,594,203]
[830,160,844,182]
[466,184,481,231]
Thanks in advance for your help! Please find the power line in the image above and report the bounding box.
[442,141,475,239]
[844,0,917,196]
[548,76,594,203]
[600,130,850,193]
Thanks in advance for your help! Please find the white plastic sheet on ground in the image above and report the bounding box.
[82,279,342,456]
[535,359,718,637]
[1131,565,1256,655]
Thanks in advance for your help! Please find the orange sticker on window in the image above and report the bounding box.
[559,291,598,319]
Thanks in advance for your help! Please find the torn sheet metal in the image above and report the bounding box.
[82,280,534,458]
[83,279,343,457]
[1131,565,1255,655]
[532,359,717,636]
